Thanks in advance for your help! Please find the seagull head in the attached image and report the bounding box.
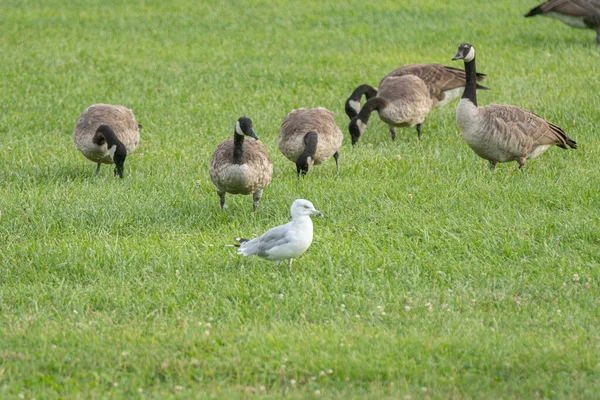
[291,199,323,218]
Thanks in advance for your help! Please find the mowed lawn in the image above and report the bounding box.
[1,0,599,398]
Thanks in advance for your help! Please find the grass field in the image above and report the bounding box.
[1,0,600,398]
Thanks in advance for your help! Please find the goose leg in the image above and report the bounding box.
[95,163,102,175]
[596,28,600,44]
[288,259,293,269]
[416,124,423,140]
[333,152,340,174]
[218,190,227,210]
[489,161,497,170]
[387,125,396,141]
[252,190,262,215]
[517,157,526,171]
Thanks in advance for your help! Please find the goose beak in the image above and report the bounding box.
[248,128,259,140]
[452,52,464,61]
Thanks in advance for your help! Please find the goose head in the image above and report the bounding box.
[96,124,127,178]
[235,117,259,140]
[296,153,315,176]
[452,43,475,62]
[348,117,366,146]
[290,199,323,218]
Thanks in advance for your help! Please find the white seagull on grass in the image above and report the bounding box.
[233,199,323,267]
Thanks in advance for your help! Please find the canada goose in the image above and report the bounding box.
[348,75,433,145]
[452,43,577,170]
[345,64,489,120]
[73,104,141,178]
[278,108,343,175]
[232,199,323,268]
[525,0,600,43]
[209,117,272,214]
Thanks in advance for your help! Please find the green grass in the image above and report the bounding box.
[1,0,600,398]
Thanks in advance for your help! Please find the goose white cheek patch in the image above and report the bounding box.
[348,100,360,115]
[235,120,243,135]
[357,119,367,135]
[108,145,117,160]
[464,47,476,62]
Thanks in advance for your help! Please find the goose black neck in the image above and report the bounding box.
[462,58,478,106]
[95,125,125,152]
[350,84,377,102]
[357,97,387,124]
[302,132,318,158]
[233,132,245,164]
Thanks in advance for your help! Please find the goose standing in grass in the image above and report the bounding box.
[452,43,577,170]
[345,64,488,119]
[73,104,141,178]
[232,199,323,268]
[525,0,600,43]
[348,75,433,145]
[209,117,272,214]
[278,108,343,175]
[346,63,489,145]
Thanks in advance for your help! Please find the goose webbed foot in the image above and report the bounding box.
[517,157,526,171]
[219,193,227,210]
[489,161,497,170]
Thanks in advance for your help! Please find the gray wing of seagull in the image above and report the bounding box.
[239,221,294,258]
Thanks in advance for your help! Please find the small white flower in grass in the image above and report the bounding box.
[18,394,24,399]
[355,314,360,319]
[175,385,184,391]
[557,309,562,314]
[421,387,427,392]
[311,376,317,381]
[204,330,210,337]
[340,303,345,310]
[259,386,266,392]
[327,369,333,374]
[176,270,180,277]
[404,306,411,312]
[138,388,143,393]
[51,345,57,350]
[314,390,321,396]
[573,274,580,282]
[113,382,119,387]
[279,293,284,300]
[205,322,211,328]
[490,327,495,332]
[562,282,567,289]
[290,379,297,386]
[320,370,326,377]
[404,395,412,400]
[73,309,78,315]
[121,351,128,357]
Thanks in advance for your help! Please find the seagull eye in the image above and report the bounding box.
[304,205,309,208]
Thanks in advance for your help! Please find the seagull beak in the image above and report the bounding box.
[313,209,324,217]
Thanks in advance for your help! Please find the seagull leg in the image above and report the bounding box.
[416,124,423,140]
[333,152,340,175]
[387,125,396,141]
[252,190,262,215]
[95,163,102,175]
[489,161,496,171]
[288,259,293,269]
[517,157,526,171]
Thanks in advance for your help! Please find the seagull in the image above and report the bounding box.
[232,199,323,267]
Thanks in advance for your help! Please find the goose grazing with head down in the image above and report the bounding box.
[232,199,323,268]
[278,108,343,175]
[345,64,489,120]
[348,75,433,145]
[209,117,272,214]
[452,43,577,170]
[525,0,600,44]
[73,104,141,178]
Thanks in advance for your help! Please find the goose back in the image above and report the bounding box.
[376,75,433,127]
[526,0,600,28]
[457,101,576,163]
[73,104,140,164]
[383,64,487,107]
[278,108,342,165]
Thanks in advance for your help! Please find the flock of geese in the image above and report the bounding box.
[71,0,595,265]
